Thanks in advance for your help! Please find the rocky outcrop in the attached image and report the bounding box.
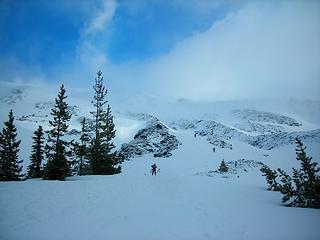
[232,109,301,126]
[120,119,181,159]
[171,117,320,150]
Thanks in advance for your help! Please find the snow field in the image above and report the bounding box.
[1,129,320,240]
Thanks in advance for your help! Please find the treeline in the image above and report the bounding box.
[0,71,122,181]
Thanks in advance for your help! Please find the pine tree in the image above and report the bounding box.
[43,84,72,180]
[72,117,90,175]
[27,125,45,178]
[295,138,319,186]
[0,110,23,181]
[219,159,228,173]
[277,168,294,203]
[279,138,320,208]
[260,165,279,191]
[89,70,121,175]
[0,132,3,179]
[262,138,320,208]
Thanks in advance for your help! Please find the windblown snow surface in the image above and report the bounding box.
[0,87,320,240]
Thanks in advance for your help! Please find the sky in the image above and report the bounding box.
[0,0,320,102]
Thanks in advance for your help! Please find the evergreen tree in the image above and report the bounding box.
[0,132,3,179]
[278,138,320,208]
[277,168,294,203]
[0,110,23,181]
[43,84,72,180]
[295,138,319,186]
[261,138,320,208]
[72,117,90,175]
[89,70,121,175]
[219,159,228,173]
[260,165,279,191]
[27,125,45,178]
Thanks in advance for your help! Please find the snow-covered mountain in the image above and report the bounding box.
[119,117,181,159]
[1,85,320,240]
[2,85,319,160]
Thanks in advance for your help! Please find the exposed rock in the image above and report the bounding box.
[16,114,49,123]
[232,109,301,126]
[207,139,233,150]
[35,102,79,116]
[120,119,181,159]
[67,129,81,136]
[170,119,203,130]
[247,129,320,150]
[234,121,285,134]
[0,88,26,106]
[35,101,54,110]
[171,118,320,150]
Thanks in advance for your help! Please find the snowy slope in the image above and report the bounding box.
[1,129,320,240]
[0,85,320,240]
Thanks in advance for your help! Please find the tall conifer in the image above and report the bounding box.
[89,70,121,175]
[44,84,72,180]
[27,125,44,178]
[0,110,23,181]
[73,117,90,175]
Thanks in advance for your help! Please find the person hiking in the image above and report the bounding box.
[151,163,157,175]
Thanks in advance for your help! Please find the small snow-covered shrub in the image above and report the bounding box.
[219,159,228,173]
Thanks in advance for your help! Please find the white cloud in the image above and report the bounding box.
[62,0,117,87]
[116,1,320,101]
[2,1,319,104]
[83,0,117,35]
